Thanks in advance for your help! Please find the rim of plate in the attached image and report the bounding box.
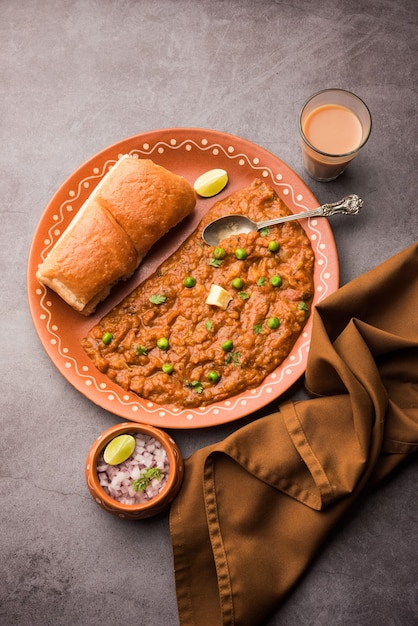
[27,128,339,429]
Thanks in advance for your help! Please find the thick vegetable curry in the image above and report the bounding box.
[82,180,314,408]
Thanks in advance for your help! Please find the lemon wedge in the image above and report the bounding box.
[103,434,136,465]
[193,169,228,197]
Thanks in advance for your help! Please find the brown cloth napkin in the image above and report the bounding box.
[169,243,418,626]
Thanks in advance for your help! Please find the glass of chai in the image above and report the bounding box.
[298,88,372,182]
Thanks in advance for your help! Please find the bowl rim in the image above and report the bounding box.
[86,421,182,512]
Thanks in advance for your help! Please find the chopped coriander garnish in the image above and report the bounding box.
[187,380,203,394]
[238,291,250,300]
[253,324,263,334]
[209,258,223,268]
[225,351,241,366]
[256,277,266,286]
[149,294,167,305]
[297,301,309,313]
[135,345,148,356]
[259,227,270,236]
[132,468,163,492]
[205,319,213,331]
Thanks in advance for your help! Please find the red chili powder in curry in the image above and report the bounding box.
[82,180,314,408]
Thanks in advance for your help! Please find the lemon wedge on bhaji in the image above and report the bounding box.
[193,169,228,197]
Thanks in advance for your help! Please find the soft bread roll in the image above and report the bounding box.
[36,199,138,315]
[93,156,196,262]
[36,156,196,315]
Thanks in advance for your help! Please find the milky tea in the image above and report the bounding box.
[299,89,372,182]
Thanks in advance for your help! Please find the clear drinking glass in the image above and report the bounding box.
[299,88,372,182]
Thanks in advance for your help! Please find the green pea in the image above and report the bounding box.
[162,363,174,374]
[268,240,280,252]
[267,317,281,329]
[157,337,169,350]
[207,370,220,383]
[235,248,248,260]
[183,276,196,288]
[102,332,113,345]
[221,339,233,352]
[231,277,244,290]
[270,275,282,287]
[213,247,226,259]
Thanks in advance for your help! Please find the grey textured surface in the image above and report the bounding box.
[1,1,417,625]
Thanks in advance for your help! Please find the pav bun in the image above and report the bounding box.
[36,156,196,315]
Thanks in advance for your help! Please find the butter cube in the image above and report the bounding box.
[206,284,232,310]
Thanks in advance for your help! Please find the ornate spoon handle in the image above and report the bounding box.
[258,194,363,229]
[319,194,363,216]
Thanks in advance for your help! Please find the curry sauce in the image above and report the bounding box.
[82,180,314,408]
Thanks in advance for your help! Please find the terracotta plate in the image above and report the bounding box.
[27,128,339,428]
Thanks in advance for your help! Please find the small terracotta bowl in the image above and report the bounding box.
[85,422,184,520]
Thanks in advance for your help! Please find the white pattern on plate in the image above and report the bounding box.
[28,128,338,428]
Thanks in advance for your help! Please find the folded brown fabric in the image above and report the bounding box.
[169,242,418,626]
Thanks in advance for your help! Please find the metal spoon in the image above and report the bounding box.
[202,194,363,246]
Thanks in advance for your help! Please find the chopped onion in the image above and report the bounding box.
[96,433,170,505]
